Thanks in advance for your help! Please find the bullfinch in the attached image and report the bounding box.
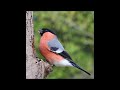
[38,28,90,75]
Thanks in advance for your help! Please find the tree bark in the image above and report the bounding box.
[26,11,52,79]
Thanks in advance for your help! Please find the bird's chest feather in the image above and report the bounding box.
[39,39,63,63]
[39,34,55,56]
[39,39,49,56]
[39,34,64,64]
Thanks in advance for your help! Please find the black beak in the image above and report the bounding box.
[38,29,44,36]
[38,29,41,33]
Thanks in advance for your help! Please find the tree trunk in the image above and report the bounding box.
[26,11,52,79]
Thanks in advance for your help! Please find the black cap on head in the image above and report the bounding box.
[38,28,56,36]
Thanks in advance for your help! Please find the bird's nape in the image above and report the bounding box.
[38,28,56,36]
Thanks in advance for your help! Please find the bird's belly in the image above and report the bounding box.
[40,47,63,64]
[53,59,73,67]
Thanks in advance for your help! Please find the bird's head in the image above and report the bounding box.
[38,28,56,36]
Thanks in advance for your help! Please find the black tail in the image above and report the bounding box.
[70,61,91,75]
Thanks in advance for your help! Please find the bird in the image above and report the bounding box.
[38,28,91,75]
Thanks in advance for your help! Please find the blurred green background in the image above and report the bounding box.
[33,11,94,79]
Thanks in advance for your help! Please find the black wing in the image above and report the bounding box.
[58,51,72,60]
[50,47,72,60]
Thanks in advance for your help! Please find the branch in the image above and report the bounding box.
[26,11,52,79]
